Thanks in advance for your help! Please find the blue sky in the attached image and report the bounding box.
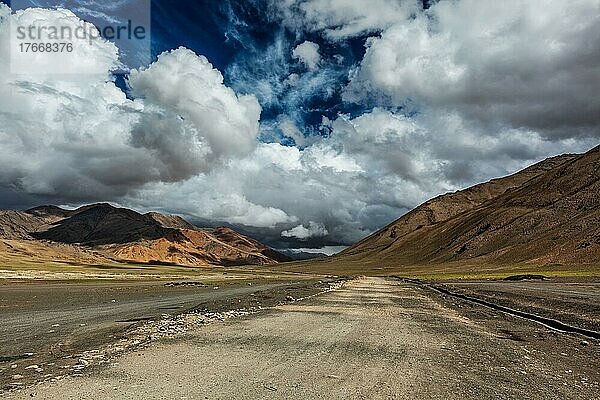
[151,0,379,143]
[0,1,598,252]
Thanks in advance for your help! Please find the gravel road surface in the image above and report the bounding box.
[6,277,600,399]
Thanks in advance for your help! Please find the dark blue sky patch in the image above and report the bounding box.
[147,0,380,142]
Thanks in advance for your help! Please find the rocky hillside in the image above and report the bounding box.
[337,147,599,266]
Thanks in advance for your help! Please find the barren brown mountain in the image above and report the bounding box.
[0,203,290,267]
[336,145,600,268]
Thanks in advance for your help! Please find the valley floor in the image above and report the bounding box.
[5,277,599,399]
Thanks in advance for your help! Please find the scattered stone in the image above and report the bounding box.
[263,384,277,391]
[503,274,547,281]
[285,296,295,302]
[580,340,589,346]
[165,282,207,288]
[25,365,40,370]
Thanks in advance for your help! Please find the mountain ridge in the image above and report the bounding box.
[0,203,290,267]
[336,147,599,267]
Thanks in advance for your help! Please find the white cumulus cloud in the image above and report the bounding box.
[129,47,261,158]
[0,6,261,201]
[292,40,321,70]
[270,0,420,40]
[282,221,328,240]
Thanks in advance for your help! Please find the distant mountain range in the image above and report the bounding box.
[336,145,600,268]
[0,203,290,267]
[2,145,599,272]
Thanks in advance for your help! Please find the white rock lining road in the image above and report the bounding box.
[7,277,600,399]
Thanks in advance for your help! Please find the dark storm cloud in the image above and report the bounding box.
[344,0,600,141]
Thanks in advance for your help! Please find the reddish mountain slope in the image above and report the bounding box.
[0,203,289,267]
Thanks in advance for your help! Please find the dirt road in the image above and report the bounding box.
[7,277,600,399]
[0,277,336,389]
